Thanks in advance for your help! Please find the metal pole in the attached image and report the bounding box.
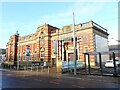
[87,54,91,75]
[72,12,76,75]
[61,40,62,60]
[17,42,20,70]
[17,54,19,70]
[113,52,117,77]
[99,53,103,75]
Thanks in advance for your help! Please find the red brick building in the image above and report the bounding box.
[6,21,109,68]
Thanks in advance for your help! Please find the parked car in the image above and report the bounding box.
[105,59,120,68]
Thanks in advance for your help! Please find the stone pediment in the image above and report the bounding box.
[40,48,45,51]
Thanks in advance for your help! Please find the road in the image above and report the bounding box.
[0,70,120,89]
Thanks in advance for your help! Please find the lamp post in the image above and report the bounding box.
[68,55,70,68]
[17,42,20,70]
[72,12,77,75]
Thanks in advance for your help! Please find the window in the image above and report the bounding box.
[53,40,57,54]
[34,52,37,60]
[82,35,88,43]
[41,51,44,58]
[41,31,44,38]
[29,53,32,61]
[40,38,44,45]
[18,53,20,61]
[84,47,89,53]
[22,53,26,61]
[26,45,30,56]
[29,36,32,39]
[24,37,26,41]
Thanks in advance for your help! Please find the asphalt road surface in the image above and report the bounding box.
[1,70,120,89]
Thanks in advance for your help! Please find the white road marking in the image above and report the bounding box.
[50,81,60,85]
[72,84,85,88]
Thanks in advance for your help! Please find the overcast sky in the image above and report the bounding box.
[0,0,119,48]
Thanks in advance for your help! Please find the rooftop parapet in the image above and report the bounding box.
[51,20,108,35]
[76,20,107,32]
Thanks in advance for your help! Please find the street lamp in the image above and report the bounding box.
[17,42,20,70]
[72,12,77,75]
[17,53,20,70]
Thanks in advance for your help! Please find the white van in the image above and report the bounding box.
[105,59,120,68]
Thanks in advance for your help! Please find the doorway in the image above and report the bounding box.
[84,47,89,67]
[68,53,74,61]
[52,58,56,67]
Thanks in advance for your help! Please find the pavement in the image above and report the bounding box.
[1,67,120,85]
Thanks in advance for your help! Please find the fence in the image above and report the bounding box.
[61,51,120,77]
[62,61,83,73]
[83,51,120,77]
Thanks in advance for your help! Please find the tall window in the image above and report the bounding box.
[41,51,44,58]
[22,53,26,61]
[53,40,57,54]
[26,45,30,56]
[29,53,32,61]
[82,35,88,44]
[34,52,37,60]
[18,53,20,61]
[40,38,44,45]
[84,47,89,53]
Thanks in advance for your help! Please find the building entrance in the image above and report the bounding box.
[52,58,56,67]
[68,53,74,61]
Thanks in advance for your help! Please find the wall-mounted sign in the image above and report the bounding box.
[32,62,40,66]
